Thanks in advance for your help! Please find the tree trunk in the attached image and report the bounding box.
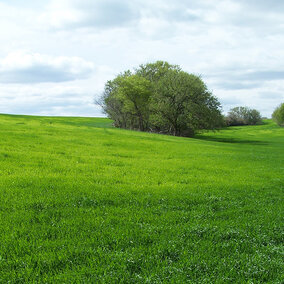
[138,115,144,131]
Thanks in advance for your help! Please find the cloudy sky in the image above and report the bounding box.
[0,0,283,117]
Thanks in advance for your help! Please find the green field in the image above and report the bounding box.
[0,114,283,283]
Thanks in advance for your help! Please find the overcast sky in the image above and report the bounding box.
[0,0,283,117]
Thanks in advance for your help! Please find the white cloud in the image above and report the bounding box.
[39,0,139,30]
[0,83,101,117]
[0,0,283,117]
[0,51,94,83]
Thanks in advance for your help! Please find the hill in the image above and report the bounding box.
[0,114,283,282]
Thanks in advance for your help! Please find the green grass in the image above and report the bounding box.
[0,114,283,283]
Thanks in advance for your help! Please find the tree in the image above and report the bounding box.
[150,70,222,136]
[97,61,223,137]
[272,103,284,126]
[226,106,262,126]
[116,75,152,131]
[96,71,132,129]
[135,61,181,83]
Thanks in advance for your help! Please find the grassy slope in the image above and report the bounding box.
[0,114,283,283]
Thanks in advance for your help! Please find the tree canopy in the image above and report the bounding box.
[98,61,223,137]
[272,103,284,126]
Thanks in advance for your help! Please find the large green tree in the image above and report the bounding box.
[98,61,223,137]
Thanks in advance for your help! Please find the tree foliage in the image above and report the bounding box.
[272,103,284,126]
[98,61,223,137]
[226,106,262,126]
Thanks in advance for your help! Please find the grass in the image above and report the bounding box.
[0,114,283,283]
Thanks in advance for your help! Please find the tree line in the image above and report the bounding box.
[225,106,262,126]
[98,61,282,136]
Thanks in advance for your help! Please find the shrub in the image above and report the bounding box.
[98,61,223,137]
[272,103,284,126]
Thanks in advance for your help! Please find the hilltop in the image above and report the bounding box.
[0,114,283,282]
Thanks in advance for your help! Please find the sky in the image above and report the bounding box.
[0,0,283,117]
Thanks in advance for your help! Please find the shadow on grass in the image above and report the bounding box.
[193,135,269,145]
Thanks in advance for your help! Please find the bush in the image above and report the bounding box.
[272,103,284,126]
[97,61,223,137]
[226,106,262,126]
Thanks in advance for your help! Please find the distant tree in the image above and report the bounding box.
[272,103,284,126]
[226,106,262,126]
[97,61,223,137]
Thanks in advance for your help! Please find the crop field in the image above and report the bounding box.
[0,114,283,283]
